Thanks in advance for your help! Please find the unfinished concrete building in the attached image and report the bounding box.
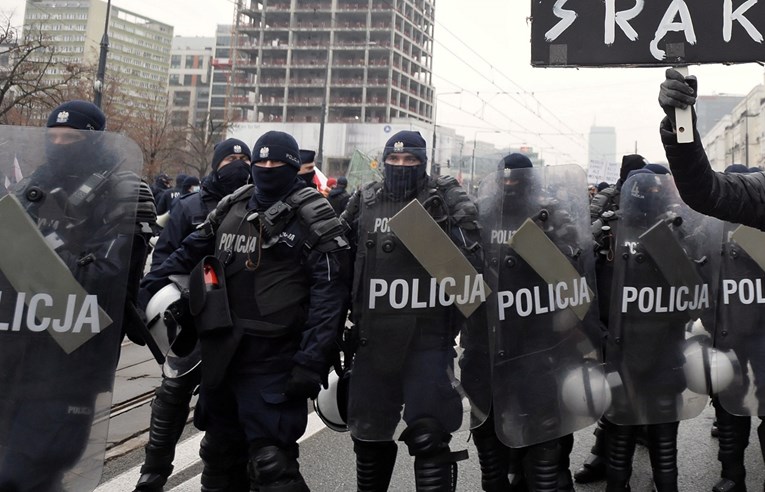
[231,0,435,125]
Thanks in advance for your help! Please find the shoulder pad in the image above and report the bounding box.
[298,196,350,252]
[104,172,156,232]
[199,184,254,237]
[435,177,479,230]
[340,189,361,224]
[286,186,322,207]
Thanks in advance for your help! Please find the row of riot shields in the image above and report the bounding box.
[0,126,143,491]
[345,155,762,451]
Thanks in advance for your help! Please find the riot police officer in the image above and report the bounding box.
[468,154,605,492]
[341,130,481,491]
[0,100,156,491]
[660,69,765,492]
[604,165,721,492]
[575,154,651,485]
[134,138,252,491]
[140,130,350,492]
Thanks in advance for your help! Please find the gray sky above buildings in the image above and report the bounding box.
[6,0,764,166]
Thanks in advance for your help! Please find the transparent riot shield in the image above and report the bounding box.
[715,223,765,416]
[481,164,607,448]
[0,126,142,491]
[346,146,486,442]
[606,173,722,426]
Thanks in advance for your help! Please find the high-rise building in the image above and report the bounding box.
[588,126,617,165]
[23,0,173,111]
[695,94,744,139]
[168,36,214,128]
[229,0,435,125]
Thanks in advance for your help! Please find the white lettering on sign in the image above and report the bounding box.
[724,0,763,42]
[367,275,486,310]
[545,0,578,42]
[0,291,101,333]
[605,0,644,45]
[496,277,591,320]
[620,284,710,313]
[722,278,765,304]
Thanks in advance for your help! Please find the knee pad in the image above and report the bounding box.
[249,444,300,486]
[156,375,197,407]
[200,433,248,468]
[400,417,452,458]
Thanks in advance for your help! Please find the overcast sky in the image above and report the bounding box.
[4,0,764,167]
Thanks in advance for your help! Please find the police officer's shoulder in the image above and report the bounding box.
[294,191,349,253]
[433,175,479,229]
[105,170,157,232]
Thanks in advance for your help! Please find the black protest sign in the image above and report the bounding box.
[531,0,765,67]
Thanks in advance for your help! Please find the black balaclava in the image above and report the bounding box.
[42,100,108,189]
[381,130,428,200]
[212,159,251,196]
[205,138,252,199]
[249,131,303,209]
[499,153,533,200]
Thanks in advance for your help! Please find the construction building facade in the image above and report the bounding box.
[229,0,436,125]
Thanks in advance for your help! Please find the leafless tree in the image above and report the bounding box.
[0,15,87,124]
[173,115,233,178]
[121,94,185,179]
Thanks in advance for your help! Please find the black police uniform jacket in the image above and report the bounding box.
[341,175,481,351]
[140,182,350,386]
[151,187,218,270]
[661,117,765,230]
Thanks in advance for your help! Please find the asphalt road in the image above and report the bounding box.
[96,341,765,491]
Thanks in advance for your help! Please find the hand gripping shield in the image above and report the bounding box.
[714,223,765,416]
[346,162,487,443]
[0,126,143,491]
[606,173,723,426]
[478,164,607,448]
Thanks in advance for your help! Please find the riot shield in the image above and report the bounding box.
[346,147,487,442]
[606,173,722,426]
[0,126,142,491]
[480,164,607,448]
[715,223,765,416]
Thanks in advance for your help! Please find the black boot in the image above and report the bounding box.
[353,438,398,492]
[558,433,574,492]
[606,424,636,492]
[712,399,749,492]
[134,375,196,491]
[647,422,679,492]
[471,421,513,492]
[199,433,249,492]
[401,418,469,492]
[574,418,611,484]
[523,439,561,492]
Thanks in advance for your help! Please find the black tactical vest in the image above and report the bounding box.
[214,199,309,337]
[351,181,452,336]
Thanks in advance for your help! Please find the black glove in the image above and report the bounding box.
[284,365,323,400]
[658,68,698,128]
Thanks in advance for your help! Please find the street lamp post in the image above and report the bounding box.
[93,0,112,109]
